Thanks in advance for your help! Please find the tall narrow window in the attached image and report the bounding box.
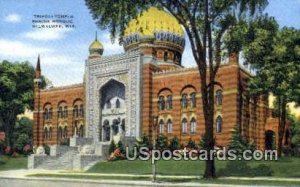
[167,119,173,133]
[164,51,168,61]
[49,108,53,119]
[191,92,196,108]
[58,107,63,119]
[79,104,84,117]
[44,128,48,140]
[181,94,188,109]
[167,95,172,110]
[116,99,121,108]
[182,118,188,133]
[49,127,52,140]
[216,116,222,133]
[159,119,164,134]
[158,96,165,111]
[216,90,223,106]
[191,118,196,134]
[64,106,68,118]
[58,127,63,140]
[64,126,68,138]
[43,109,48,120]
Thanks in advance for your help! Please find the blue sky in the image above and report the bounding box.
[0,0,299,86]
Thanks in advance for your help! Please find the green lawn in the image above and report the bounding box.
[0,155,27,170]
[87,157,300,178]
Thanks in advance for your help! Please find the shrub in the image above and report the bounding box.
[135,134,152,150]
[156,134,168,150]
[169,136,181,151]
[43,144,50,155]
[0,140,5,154]
[187,138,197,149]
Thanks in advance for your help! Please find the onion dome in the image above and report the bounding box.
[123,7,185,52]
[89,32,104,58]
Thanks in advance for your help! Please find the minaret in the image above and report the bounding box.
[88,31,104,59]
[33,55,42,146]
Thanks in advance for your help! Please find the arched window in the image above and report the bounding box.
[191,92,196,108]
[64,106,68,118]
[79,104,84,117]
[158,96,165,111]
[182,118,188,133]
[103,120,110,141]
[167,119,173,133]
[43,109,48,120]
[49,108,52,119]
[79,125,84,137]
[167,95,172,110]
[44,128,48,140]
[159,119,164,134]
[63,126,68,138]
[58,107,63,119]
[191,118,196,134]
[216,90,223,106]
[216,116,222,133]
[106,100,111,109]
[181,94,188,109]
[164,51,168,61]
[58,127,63,140]
[49,127,52,140]
[112,119,119,135]
[121,119,125,132]
[116,99,121,108]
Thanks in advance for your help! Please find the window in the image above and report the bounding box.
[167,119,172,133]
[58,107,63,119]
[63,126,68,138]
[49,108,52,119]
[158,96,165,111]
[181,94,188,109]
[216,116,222,133]
[58,127,63,140]
[64,106,68,118]
[116,99,121,108]
[103,120,110,141]
[49,127,52,140]
[191,92,196,108]
[79,104,84,117]
[44,128,48,140]
[43,109,48,120]
[73,105,78,118]
[164,51,168,61]
[216,90,223,106]
[182,118,188,133]
[167,95,172,110]
[191,118,196,134]
[79,126,84,137]
[159,119,164,134]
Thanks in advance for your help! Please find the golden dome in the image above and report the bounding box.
[89,32,104,57]
[123,7,185,50]
[124,7,184,38]
[89,40,103,50]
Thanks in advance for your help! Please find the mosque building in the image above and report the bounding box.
[33,7,290,152]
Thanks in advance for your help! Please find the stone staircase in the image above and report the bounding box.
[28,137,104,170]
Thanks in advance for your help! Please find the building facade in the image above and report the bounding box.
[33,7,290,151]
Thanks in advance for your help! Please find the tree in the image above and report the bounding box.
[169,136,181,151]
[228,126,255,156]
[85,0,268,178]
[243,25,300,156]
[0,61,36,147]
[12,117,33,154]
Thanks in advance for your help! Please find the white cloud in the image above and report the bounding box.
[100,32,123,55]
[4,13,21,23]
[0,39,51,58]
[41,55,73,66]
[23,24,72,41]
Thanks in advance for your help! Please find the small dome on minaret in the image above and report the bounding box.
[89,31,104,59]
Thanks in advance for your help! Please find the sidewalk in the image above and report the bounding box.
[0,169,300,187]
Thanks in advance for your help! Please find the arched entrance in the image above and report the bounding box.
[265,130,276,150]
[99,79,126,142]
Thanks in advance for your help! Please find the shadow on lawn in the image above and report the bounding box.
[218,160,273,177]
